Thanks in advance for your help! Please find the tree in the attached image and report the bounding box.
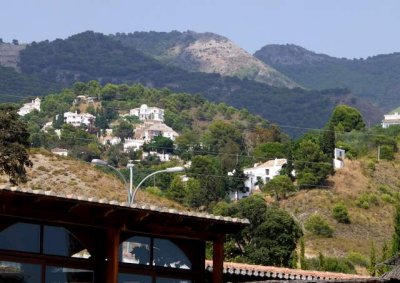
[392,205,400,255]
[330,105,365,132]
[0,105,33,184]
[263,175,297,201]
[294,140,332,188]
[214,196,302,266]
[321,122,335,159]
[253,142,286,161]
[332,203,350,224]
[305,214,334,237]
[228,163,247,198]
[12,39,19,45]
[114,121,134,140]
[143,136,174,154]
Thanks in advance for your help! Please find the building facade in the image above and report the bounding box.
[18,97,41,116]
[382,112,400,128]
[130,104,164,122]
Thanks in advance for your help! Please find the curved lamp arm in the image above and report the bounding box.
[91,159,131,203]
[130,166,184,204]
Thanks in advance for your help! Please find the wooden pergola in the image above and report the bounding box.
[0,187,248,283]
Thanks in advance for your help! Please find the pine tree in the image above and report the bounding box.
[321,122,335,159]
[392,205,400,255]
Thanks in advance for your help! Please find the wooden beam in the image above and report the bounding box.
[212,234,224,283]
[105,227,120,283]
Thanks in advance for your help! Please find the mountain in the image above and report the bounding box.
[0,42,26,71]
[0,32,382,135]
[111,31,299,88]
[254,44,400,112]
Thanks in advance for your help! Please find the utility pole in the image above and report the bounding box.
[378,145,381,161]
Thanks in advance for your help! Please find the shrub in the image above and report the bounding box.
[346,252,369,267]
[380,145,395,160]
[332,203,350,224]
[355,193,379,209]
[145,186,163,197]
[305,214,334,237]
[304,253,356,274]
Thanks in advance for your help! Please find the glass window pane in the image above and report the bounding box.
[153,239,191,269]
[118,273,152,283]
[43,226,89,258]
[0,222,40,253]
[0,261,41,283]
[119,236,150,265]
[46,266,93,283]
[156,278,192,283]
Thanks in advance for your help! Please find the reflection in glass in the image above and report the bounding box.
[153,239,191,269]
[0,223,40,253]
[0,261,41,283]
[119,236,150,265]
[45,266,93,283]
[156,278,192,283]
[118,273,152,283]
[43,226,89,258]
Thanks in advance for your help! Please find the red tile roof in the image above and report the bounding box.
[205,260,371,281]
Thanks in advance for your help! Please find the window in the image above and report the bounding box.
[0,222,93,282]
[119,236,191,270]
[265,169,270,175]
[0,261,41,283]
[0,223,40,253]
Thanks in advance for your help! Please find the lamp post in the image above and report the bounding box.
[91,159,132,204]
[91,159,185,205]
[130,166,184,204]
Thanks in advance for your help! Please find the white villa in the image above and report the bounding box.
[18,97,41,116]
[230,158,287,200]
[333,148,346,170]
[382,112,400,128]
[100,136,121,146]
[130,104,164,122]
[123,138,145,152]
[63,111,96,127]
[134,121,179,142]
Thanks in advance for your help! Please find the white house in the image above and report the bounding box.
[123,138,145,152]
[100,136,121,146]
[134,121,179,142]
[18,97,41,116]
[333,148,345,169]
[142,151,173,162]
[230,158,287,200]
[63,111,95,127]
[382,112,400,128]
[130,104,164,122]
[51,148,68,157]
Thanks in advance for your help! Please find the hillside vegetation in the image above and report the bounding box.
[255,44,400,112]
[0,32,382,135]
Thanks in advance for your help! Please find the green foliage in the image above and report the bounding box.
[165,175,188,203]
[304,253,355,274]
[346,252,369,267]
[305,214,334,237]
[213,196,302,267]
[329,105,365,132]
[0,105,33,184]
[380,145,395,160]
[263,175,297,201]
[294,139,332,188]
[332,203,350,224]
[368,241,377,276]
[113,120,134,140]
[392,205,400,256]
[143,136,174,154]
[355,193,379,209]
[253,142,286,161]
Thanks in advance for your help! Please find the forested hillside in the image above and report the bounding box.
[0,32,382,135]
[255,44,400,112]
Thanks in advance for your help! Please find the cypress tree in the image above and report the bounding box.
[392,205,400,255]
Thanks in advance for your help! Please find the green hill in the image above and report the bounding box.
[255,44,400,112]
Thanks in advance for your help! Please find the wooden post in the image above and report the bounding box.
[213,235,224,283]
[105,227,120,283]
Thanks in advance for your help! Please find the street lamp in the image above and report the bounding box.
[130,166,184,204]
[91,159,133,204]
[91,159,185,205]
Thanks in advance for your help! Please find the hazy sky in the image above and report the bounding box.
[1,0,399,59]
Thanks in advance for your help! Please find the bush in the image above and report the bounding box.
[304,253,356,274]
[346,252,369,267]
[305,214,334,237]
[380,145,395,160]
[332,203,350,224]
[355,193,379,209]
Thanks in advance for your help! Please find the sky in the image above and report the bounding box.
[1,0,400,59]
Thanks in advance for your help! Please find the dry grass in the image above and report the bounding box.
[281,158,398,259]
[0,150,183,209]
